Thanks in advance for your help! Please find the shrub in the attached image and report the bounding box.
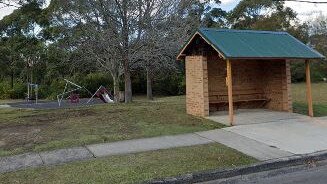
[0,80,26,99]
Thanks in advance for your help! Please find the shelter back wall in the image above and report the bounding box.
[207,56,292,112]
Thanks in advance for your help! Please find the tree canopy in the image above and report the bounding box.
[0,0,326,100]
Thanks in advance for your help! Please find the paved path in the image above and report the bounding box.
[0,129,288,173]
[196,130,293,161]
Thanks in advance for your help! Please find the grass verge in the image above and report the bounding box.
[293,102,327,117]
[292,83,327,117]
[0,143,257,184]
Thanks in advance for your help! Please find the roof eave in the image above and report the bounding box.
[176,31,227,60]
[226,57,326,60]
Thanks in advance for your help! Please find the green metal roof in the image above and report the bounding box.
[182,28,325,59]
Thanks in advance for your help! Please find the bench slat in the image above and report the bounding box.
[210,99,269,104]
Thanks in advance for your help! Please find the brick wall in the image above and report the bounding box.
[263,60,292,111]
[185,56,209,117]
[285,60,293,112]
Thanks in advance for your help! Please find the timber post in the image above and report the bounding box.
[305,60,314,117]
[226,59,234,125]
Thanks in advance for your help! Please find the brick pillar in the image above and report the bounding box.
[185,56,209,117]
[282,60,293,112]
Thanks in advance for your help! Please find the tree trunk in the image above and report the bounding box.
[122,0,132,103]
[11,70,14,89]
[146,68,153,100]
[124,60,132,103]
[112,75,120,103]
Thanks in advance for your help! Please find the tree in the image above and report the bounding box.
[48,0,212,102]
[0,0,48,88]
[228,0,296,31]
[134,0,226,100]
[201,0,226,28]
[308,14,327,81]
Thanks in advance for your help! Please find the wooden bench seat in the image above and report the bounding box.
[210,98,270,104]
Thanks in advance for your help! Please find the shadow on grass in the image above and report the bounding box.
[293,102,327,117]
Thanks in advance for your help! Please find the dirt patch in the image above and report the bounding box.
[0,140,5,147]
[10,109,98,127]
[0,125,44,150]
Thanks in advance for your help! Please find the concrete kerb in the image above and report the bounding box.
[146,150,327,184]
[0,153,44,173]
[0,147,95,173]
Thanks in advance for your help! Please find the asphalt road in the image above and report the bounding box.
[202,164,327,184]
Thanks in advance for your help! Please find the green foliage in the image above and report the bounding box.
[0,80,26,99]
[154,73,186,96]
[81,73,113,93]
[0,81,11,99]
[131,70,185,96]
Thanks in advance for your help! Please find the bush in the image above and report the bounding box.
[0,80,26,99]
[10,82,26,99]
[81,73,113,94]
[0,81,11,99]
[154,73,185,96]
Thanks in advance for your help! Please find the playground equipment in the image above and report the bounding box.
[57,79,92,106]
[57,79,114,107]
[27,83,39,104]
[87,86,114,104]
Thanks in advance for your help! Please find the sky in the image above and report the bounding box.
[219,0,327,21]
[0,0,327,21]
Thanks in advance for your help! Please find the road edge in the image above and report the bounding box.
[146,150,327,184]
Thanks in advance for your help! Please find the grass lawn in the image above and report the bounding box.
[292,83,327,117]
[0,143,257,184]
[0,96,223,157]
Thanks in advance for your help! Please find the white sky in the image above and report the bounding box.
[219,0,327,21]
[0,0,327,22]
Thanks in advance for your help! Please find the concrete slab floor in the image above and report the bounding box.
[207,109,307,126]
[224,117,327,155]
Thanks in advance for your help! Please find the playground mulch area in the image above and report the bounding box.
[0,96,223,157]
[5,98,106,110]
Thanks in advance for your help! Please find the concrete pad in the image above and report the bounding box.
[208,109,306,126]
[0,153,43,173]
[87,134,213,157]
[225,118,327,155]
[316,117,327,122]
[196,129,293,161]
[39,147,94,165]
